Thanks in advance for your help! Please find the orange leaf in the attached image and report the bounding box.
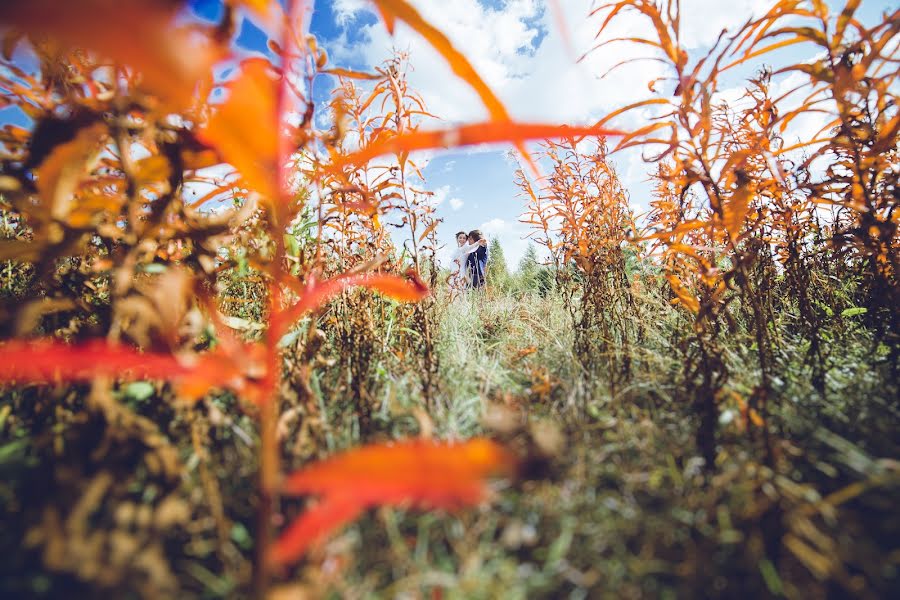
[721,185,753,241]
[271,438,514,565]
[68,188,126,227]
[182,148,223,172]
[199,58,279,200]
[721,36,808,72]
[229,0,271,18]
[418,220,440,243]
[133,155,172,185]
[187,181,238,209]
[362,270,431,302]
[323,122,626,175]
[514,346,538,360]
[282,438,512,498]
[329,197,379,216]
[749,408,765,428]
[0,0,219,108]
[368,0,551,169]
[370,0,508,123]
[322,67,381,80]
[35,122,106,221]
[666,274,700,314]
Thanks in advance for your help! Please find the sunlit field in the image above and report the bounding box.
[0,0,898,598]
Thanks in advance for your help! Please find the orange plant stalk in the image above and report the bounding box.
[587,0,899,465]
[517,137,638,398]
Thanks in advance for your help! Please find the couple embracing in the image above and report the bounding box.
[451,229,489,290]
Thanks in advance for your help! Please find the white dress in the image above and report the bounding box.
[451,242,481,288]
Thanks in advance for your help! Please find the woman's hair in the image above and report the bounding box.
[467,229,482,242]
[455,231,466,238]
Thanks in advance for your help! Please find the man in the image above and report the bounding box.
[465,229,489,289]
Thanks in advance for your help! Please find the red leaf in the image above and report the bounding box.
[174,343,267,402]
[0,339,187,383]
[0,339,265,403]
[271,438,514,566]
[279,271,429,329]
[269,495,366,566]
[282,438,511,496]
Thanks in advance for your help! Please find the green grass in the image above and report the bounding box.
[1,270,898,599]
[325,283,899,599]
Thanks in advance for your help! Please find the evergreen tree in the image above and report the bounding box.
[515,243,553,296]
[517,243,539,284]
[486,238,511,291]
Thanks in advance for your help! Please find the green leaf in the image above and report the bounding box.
[840,307,867,317]
[278,327,303,348]
[0,439,28,465]
[230,522,253,550]
[759,558,783,595]
[124,381,155,401]
[284,233,300,257]
[236,249,249,277]
[141,263,167,274]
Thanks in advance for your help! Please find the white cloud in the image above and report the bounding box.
[430,184,451,207]
[324,0,769,125]
[480,217,507,234]
[331,0,367,26]
[321,0,785,263]
[678,0,771,49]
[426,183,463,211]
[478,217,534,268]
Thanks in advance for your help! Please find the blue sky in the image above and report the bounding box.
[2,0,896,268]
[306,0,895,267]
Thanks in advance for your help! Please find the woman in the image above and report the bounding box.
[451,230,485,290]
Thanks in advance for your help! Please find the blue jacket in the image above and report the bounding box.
[466,243,489,288]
